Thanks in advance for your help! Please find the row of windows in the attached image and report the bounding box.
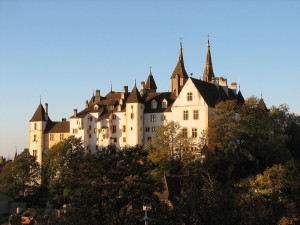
[183,110,199,120]
[145,127,157,132]
[49,134,65,141]
[181,128,198,138]
[151,100,168,109]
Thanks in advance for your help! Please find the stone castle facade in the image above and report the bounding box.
[28,41,244,164]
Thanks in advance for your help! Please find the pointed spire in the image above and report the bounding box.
[171,42,188,79]
[202,39,215,82]
[145,67,157,90]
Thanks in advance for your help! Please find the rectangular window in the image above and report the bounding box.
[50,134,54,141]
[152,127,157,132]
[60,134,64,140]
[94,128,97,133]
[147,136,152,141]
[112,114,117,120]
[183,110,189,120]
[123,125,126,132]
[34,123,37,130]
[72,129,78,134]
[161,115,166,121]
[193,110,199,120]
[33,135,37,142]
[89,125,92,130]
[123,137,126,142]
[192,128,197,138]
[182,128,188,138]
[151,115,156,122]
[112,125,116,133]
[131,113,134,119]
[187,92,193,101]
[89,134,92,138]
[33,150,37,157]
[90,117,93,121]
[145,127,150,132]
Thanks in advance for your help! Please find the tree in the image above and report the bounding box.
[0,149,40,201]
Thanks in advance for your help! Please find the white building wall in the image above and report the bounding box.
[28,121,46,164]
[126,103,144,146]
[170,78,209,140]
[143,112,165,144]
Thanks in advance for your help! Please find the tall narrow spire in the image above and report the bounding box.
[202,40,215,82]
[179,41,183,61]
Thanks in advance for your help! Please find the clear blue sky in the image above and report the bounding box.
[0,0,299,158]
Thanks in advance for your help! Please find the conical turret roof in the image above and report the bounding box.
[30,104,47,122]
[145,68,157,90]
[126,83,143,103]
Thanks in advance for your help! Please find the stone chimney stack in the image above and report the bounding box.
[95,89,101,102]
[85,100,89,108]
[74,109,77,117]
[140,81,145,96]
[231,82,237,94]
[45,103,48,120]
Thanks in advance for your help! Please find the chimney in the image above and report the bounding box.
[74,109,77,117]
[231,82,237,94]
[123,86,128,94]
[219,77,228,87]
[45,103,49,120]
[95,89,101,102]
[140,81,145,96]
[85,100,89,108]
[45,103,48,114]
[62,118,66,121]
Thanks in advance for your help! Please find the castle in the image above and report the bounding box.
[28,41,244,164]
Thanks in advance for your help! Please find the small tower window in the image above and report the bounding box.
[131,113,134,119]
[33,150,37,158]
[50,134,54,141]
[112,114,117,120]
[33,135,37,142]
[34,123,37,130]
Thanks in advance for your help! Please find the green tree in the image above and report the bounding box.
[0,149,40,200]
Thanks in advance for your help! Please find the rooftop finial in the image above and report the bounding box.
[110,82,112,92]
[261,92,263,99]
[134,78,136,87]
[179,37,183,60]
[207,33,210,45]
[40,95,41,104]
[150,66,152,75]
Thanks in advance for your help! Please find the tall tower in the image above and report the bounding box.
[125,83,144,146]
[28,103,49,164]
[202,40,215,82]
[170,42,188,96]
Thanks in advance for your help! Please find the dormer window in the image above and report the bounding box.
[110,105,114,109]
[162,99,168,109]
[151,100,157,109]
[94,105,99,110]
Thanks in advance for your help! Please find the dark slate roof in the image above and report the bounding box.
[190,78,221,107]
[45,121,70,133]
[145,73,157,90]
[30,104,48,122]
[144,92,176,113]
[126,86,143,103]
[190,78,242,107]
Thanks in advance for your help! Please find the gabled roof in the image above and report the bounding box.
[171,43,188,79]
[258,98,268,111]
[145,70,157,90]
[30,104,48,122]
[45,121,70,133]
[126,85,143,103]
